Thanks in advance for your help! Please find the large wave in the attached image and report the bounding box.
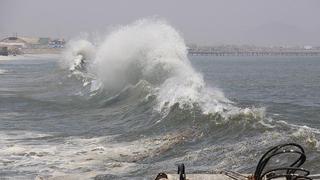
[62,18,262,120]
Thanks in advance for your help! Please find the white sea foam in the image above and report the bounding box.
[0,130,192,179]
[62,39,95,72]
[63,18,262,118]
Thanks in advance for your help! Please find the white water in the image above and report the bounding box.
[63,18,262,118]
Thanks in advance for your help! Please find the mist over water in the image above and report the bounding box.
[0,19,320,179]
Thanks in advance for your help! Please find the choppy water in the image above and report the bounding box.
[1,20,320,180]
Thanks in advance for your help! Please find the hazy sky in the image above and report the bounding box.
[1,0,320,46]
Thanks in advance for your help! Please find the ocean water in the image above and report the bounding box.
[1,20,320,179]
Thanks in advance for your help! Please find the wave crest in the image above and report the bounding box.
[62,18,261,119]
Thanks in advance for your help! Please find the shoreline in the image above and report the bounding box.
[0,53,61,61]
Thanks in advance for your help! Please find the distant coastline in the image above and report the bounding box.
[187,44,320,56]
[187,49,320,56]
[22,48,62,54]
[2,35,320,57]
[188,44,320,56]
[0,36,65,56]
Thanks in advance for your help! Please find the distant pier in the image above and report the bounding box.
[188,50,320,56]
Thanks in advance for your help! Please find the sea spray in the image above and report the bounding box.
[62,39,95,72]
[63,18,263,119]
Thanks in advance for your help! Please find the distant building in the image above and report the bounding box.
[0,36,53,49]
[0,36,65,55]
[0,37,27,48]
[0,46,9,56]
[38,37,51,45]
[48,39,65,48]
[20,37,53,48]
[0,37,28,55]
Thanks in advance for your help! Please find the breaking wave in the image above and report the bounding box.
[62,18,264,121]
